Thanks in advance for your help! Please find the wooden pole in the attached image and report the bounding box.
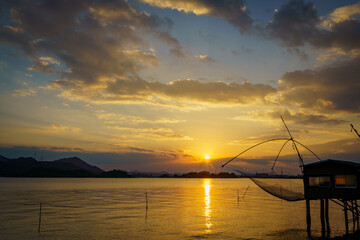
[38,203,42,233]
[306,199,311,238]
[145,192,148,210]
[344,200,349,235]
[145,194,148,222]
[320,199,325,238]
[242,185,249,200]
[325,198,330,236]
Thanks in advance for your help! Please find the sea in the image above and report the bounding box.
[0,178,348,240]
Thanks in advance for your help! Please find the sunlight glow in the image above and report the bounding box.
[204,155,210,160]
[203,179,212,233]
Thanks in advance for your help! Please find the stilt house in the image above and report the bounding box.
[303,159,360,236]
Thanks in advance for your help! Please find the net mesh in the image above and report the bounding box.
[230,168,305,202]
[250,178,305,201]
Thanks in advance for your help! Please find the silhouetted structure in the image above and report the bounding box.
[221,121,360,239]
[303,160,360,237]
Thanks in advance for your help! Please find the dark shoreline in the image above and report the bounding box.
[0,155,302,178]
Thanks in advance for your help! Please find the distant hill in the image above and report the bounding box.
[98,169,132,178]
[0,155,10,162]
[54,157,103,174]
[0,155,104,177]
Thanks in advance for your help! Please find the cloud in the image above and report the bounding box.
[194,54,215,63]
[141,0,360,58]
[139,0,359,60]
[48,124,81,133]
[108,78,275,104]
[138,0,253,33]
[323,2,360,27]
[272,56,360,113]
[108,143,155,154]
[266,0,360,54]
[0,0,181,85]
[3,0,358,114]
[96,111,184,124]
[301,138,360,162]
[30,124,82,134]
[266,109,345,125]
[266,0,319,48]
[48,77,275,105]
[5,0,282,107]
[40,146,85,152]
[122,49,158,66]
[12,88,36,97]
[232,108,345,125]
[27,56,59,73]
[112,126,193,140]
[228,133,288,146]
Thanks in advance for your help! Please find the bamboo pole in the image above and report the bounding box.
[242,185,249,200]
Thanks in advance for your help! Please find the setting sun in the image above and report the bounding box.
[204,155,210,160]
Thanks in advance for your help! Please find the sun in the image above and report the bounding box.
[204,155,210,160]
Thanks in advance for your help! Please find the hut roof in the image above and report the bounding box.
[304,159,360,168]
[303,159,360,175]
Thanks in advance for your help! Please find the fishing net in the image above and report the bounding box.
[230,168,305,201]
[221,137,321,202]
[251,178,305,201]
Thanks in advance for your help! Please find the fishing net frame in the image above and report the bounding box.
[221,137,321,202]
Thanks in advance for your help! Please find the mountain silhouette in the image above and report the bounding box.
[0,155,104,177]
[54,157,103,174]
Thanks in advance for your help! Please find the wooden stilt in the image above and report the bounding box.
[356,200,359,230]
[351,200,356,232]
[320,199,326,238]
[38,203,42,233]
[344,200,349,235]
[306,199,311,238]
[325,198,330,236]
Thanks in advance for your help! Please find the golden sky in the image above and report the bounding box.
[0,0,360,173]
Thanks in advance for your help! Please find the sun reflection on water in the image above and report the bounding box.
[203,179,212,233]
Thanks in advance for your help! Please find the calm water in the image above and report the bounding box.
[0,178,347,240]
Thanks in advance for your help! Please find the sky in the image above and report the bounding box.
[0,0,360,174]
